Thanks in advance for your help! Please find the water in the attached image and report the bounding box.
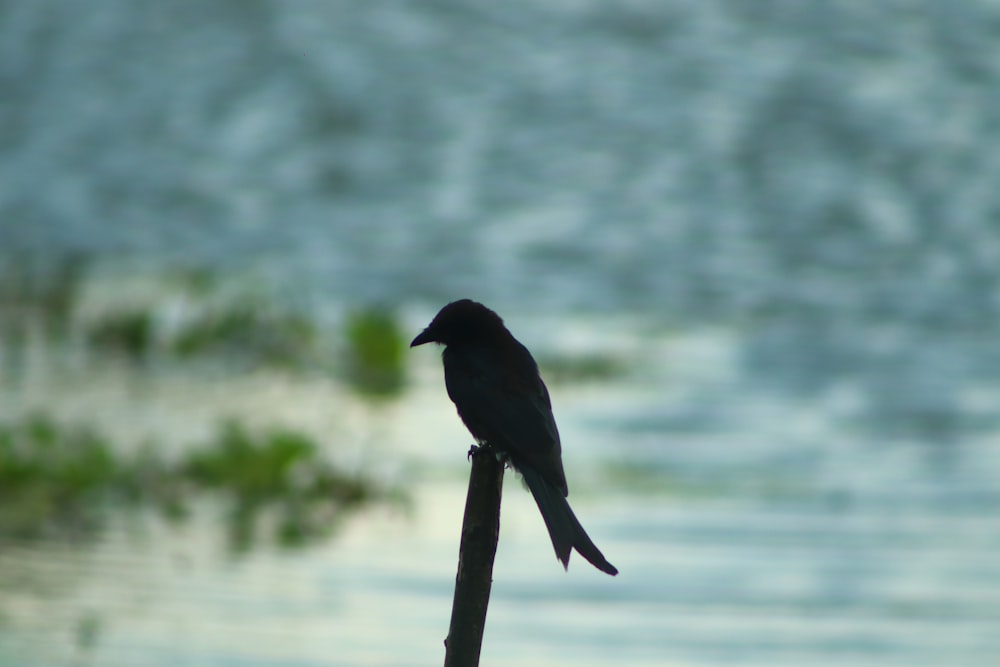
[3,1,1000,665]
[2,327,999,666]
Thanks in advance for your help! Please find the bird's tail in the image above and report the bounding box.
[519,466,618,576]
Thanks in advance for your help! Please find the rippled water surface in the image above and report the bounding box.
[3,1,1000,665]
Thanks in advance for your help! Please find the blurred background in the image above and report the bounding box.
[2,1,1000,665]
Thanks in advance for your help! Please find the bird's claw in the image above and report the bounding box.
[468,443,502,462]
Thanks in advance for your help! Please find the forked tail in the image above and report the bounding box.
[520,466,618,575]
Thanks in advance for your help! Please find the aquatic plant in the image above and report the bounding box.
[0,415,396,548]
[185,422,376,549]
[0,261,420,403]
[0,414,121,538]
[536,352,627,383]
[342,307,406,398]
[86,309,155,359]
[0,252,87,340]
[170,298,318,368]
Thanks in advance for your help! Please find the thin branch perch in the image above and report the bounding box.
[443,446,504,667]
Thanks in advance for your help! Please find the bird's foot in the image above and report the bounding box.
[467,443,510,468]
[495,450,511,468]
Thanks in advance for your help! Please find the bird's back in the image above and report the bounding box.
[442,338,568,495]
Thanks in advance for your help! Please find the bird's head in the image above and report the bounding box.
[410,299,507,347]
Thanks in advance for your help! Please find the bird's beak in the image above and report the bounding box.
[410,328,434,347]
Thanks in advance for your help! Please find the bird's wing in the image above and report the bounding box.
[443,341,568,494]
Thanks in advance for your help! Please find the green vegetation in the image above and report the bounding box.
[0,252,86,340]
[0,259,411,550]
[0,414,120,538]
[184,422,379,549]
[0,255,413,400]
[537,352,627,383]
[87,309,155,360]
[0,414,398,549]
[170,297,318,368]
[343,307,407,398]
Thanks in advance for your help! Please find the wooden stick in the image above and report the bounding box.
[443,446,504,667]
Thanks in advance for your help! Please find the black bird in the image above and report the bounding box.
[411,299,618,575]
